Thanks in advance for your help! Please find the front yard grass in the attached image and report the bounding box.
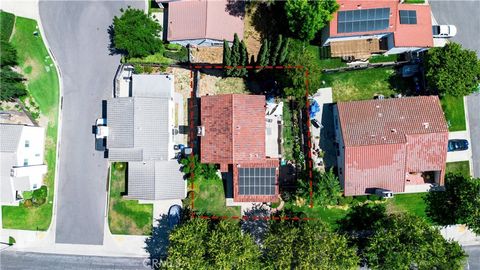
[190,177,241,217]
[446,161,470,177]
[323,67,408,102]
[108,163,153,235]
[441,95,466,131]
[2,16,59,231]
[387,193,430,222]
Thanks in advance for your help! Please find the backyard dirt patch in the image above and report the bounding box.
[190,46,223,64]
[21,57,42,81]
[198,73,248,96]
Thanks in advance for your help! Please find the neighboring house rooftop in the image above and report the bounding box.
[0,124,47,204]
[167,0,244,42]
[337,96,448,146]
[336,96,448,196]
[200,94,279,202]
[328,0,433,48]
[107,74,185,201]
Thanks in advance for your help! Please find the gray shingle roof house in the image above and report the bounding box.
[0,124,47,205]
[106,74,185,201]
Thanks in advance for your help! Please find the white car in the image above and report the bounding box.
[432,25,457,38]
[95,118,109,139]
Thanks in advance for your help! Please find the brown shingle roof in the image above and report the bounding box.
[167,0,244,42]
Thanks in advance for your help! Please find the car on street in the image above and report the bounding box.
[448,139,469,152]
[432,25,457,38]
[168,205,182,229]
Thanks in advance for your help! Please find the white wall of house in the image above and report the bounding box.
[385,46,425,55]
[14,126,46,190]
[333,105,346,190]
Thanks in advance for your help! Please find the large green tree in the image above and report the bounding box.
[0,67,27,100]
[425,173,480,234]
[425,42,480,96]
[162,219,261,269]
[0,39,18,67]
[112,8,163,58]
[263,220,359,269]
[284,0,339,41]
[363,214,467,270]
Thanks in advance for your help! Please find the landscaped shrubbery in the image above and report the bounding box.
[0,11,15,41]
[180,155,219,181]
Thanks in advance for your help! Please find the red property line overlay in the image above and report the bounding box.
[187,64,314,220]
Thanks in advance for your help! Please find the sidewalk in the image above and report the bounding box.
[440,225,480,246]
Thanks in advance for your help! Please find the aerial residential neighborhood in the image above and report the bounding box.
[0,0,479,269]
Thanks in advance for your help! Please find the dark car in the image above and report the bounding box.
[168,205,182,229]
[448,139,469,152]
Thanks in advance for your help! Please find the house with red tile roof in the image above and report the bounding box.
[322,0,433,59]
[161,0,244,46]
[199,94,279,202]
[333,96,448,196]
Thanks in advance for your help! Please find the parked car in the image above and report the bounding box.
[448,139,469,152]
[375,188,394,199]
[432,25,457,38]
[168,205,182,229]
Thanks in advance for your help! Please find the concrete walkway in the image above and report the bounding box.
[440,225,480,246]
[0,0,40,20]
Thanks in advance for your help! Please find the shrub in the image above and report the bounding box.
[367,194,382,201]
[115,162,125,171]
[0,11,15,41]
[354,195,368,203]
[22,190,33,200]
[143,65,153,74]
[134,65,144,74]
[165,43,182,51]
[23,199,33,208]
[338,196,353,206]
[32,185,48,206]
[8,236,15,245]
[164,46,188,63]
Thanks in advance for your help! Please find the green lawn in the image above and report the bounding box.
[388,193,430,222]
[190,177,240,217]
[369,54,399,63]
[441,95,466,131]
[404,0,425,3]
[1,16,59,230]
[0,11,15,41]
[108,163,153,235]
[446,161,470,177]
[323,67,408,102]
[284,203,348,229]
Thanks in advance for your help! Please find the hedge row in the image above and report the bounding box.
[0,11,15,41]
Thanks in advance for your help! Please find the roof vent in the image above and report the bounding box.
[423,122,429,129]
[391,129,397,133]
[357,4,362,9]
[197,126,205,136]
[375,105,381,108]
[381,136,387,141]
[378,113,383,117]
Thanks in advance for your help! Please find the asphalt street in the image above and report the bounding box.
[464,245,480,270]
[430,0,480,57]
[430,0,480,178]
[0,251,148,270]
[39,0,144,245]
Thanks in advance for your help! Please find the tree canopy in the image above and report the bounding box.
[284,0,339,41]
[263,220,359,269]
[112,8,163,58]
[0,39,26,101]
[425,42,480,97]
[425,173,480,234]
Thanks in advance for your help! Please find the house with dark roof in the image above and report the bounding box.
[322,0,433,59]
[161,0,245,46]
[106,74,186,201]
[199,94,280,202]
[333,96,448,196]
[0,124,47,205]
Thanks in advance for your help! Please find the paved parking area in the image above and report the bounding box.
[447,130,473,163]
[429,0,480,56]
[466,93,480,177]
[39,0,144,245]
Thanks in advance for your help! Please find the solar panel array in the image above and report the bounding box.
[399,10,417,24]
[337,8,391,33]
[238,167,276,195]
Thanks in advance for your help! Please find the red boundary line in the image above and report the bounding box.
[187,65,314,220]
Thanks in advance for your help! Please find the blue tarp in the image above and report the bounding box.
[309,99,320,118]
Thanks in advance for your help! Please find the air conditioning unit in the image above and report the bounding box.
[197,126,205,136]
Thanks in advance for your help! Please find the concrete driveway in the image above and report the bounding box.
[429,0,480,56]
[39,1,144,245]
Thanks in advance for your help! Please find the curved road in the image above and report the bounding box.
[39,0,144,245]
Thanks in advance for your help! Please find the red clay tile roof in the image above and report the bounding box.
[200,94,266,165]
[338,96,448,196]
[329,0,433,48]
[337,96,448,146]
[167,0,244,42]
